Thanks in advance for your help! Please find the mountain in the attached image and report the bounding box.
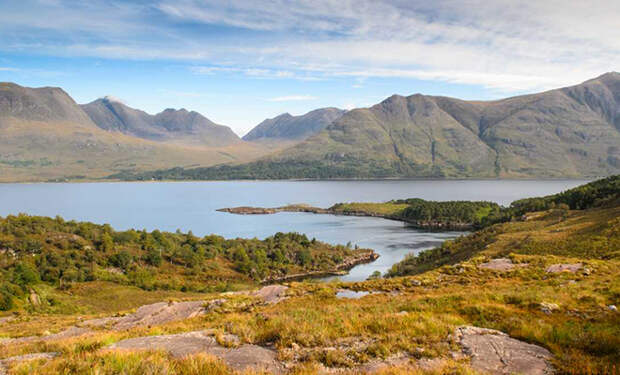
[0,83,268,182]
[243,107,345,142]
[81,97,240,146]
[128,72,620,180]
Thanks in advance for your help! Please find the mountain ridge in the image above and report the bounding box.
[243,107,345,142]
[81,97,240,147]
[124,72,620,180]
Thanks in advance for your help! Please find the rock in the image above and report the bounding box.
[546,263,582,273]
[112,300,207,330]
[608,305,617,312]
[251,285,289,305]
[28,290,41,306]
[479,258,526,271]
[107,331,283,374]
[0,352,59,375]
[454,326,553,375]
[540,302,559,315]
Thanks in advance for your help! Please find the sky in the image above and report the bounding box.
[0,0,618,136]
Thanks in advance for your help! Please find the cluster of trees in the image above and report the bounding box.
[480,175,620,225]
[391,198,500,227]
[0,215,357,310]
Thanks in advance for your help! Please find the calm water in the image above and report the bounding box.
[0,180,588,281]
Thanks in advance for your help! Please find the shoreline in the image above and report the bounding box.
[261,250,380,284]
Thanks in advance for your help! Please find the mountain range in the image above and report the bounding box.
[133,72,619,180]
[0,83,268,182]
[1,72,619,182]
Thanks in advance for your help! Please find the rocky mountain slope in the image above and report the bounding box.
[0,83,267,182]
[275,72,620,178]
[243,107,345,142]
[136,72,619,180]
[82,97,240,147]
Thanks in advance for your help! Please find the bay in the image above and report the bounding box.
[0,179,588,281]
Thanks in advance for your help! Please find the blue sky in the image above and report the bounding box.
[0,1,618,136]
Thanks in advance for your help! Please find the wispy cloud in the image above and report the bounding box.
[0,0,618,92]
[267,95,317,102]
[0,67,19,71]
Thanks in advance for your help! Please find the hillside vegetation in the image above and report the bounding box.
[388,175,620,276]
[0,216,371,311]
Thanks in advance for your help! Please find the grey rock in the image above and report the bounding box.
[454,326,554,375]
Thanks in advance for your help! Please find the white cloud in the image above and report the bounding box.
[267,95,317,102]
[0,67,18,71]
[0,0,618,92]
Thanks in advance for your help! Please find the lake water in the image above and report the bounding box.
[0,179,588,281]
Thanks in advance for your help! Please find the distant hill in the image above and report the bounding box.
[128,72,620,180]
[0,83,268,182]
[82,97,240,147]
[243,108,345,142]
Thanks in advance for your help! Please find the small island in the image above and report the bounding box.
[218,199,501,231]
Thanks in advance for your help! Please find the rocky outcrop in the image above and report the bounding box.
[107,331,283,374]
[106,300,210,330]
[454,326,554,375]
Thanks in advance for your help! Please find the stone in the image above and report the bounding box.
[107,331,283,374]
[546,263,582,273]
[608,305,617,312]
[454,326,554,375]
[540,302,559,315]
[479,258,526,271]
[251,285,289,305]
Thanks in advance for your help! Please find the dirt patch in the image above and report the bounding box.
[546,263,582,273]
[479,258,527,271]
[107,331,283,374]
[454,326,553,375]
